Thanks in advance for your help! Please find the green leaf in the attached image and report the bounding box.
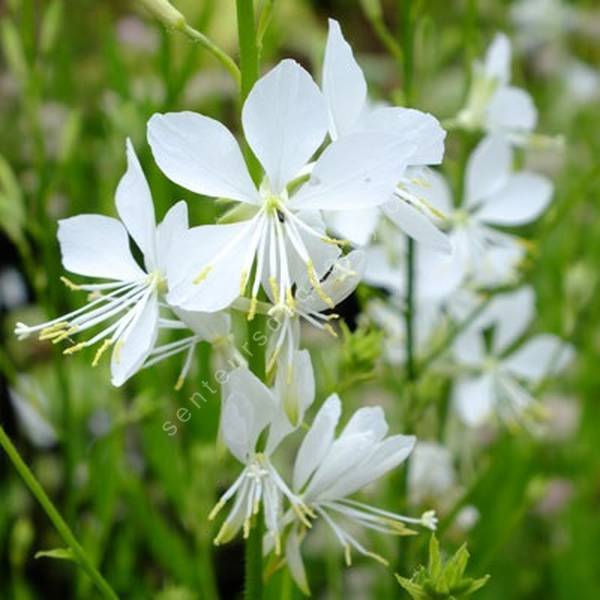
[35,547,75,562]
[0,154,25,246]
[395,574,429,600]
[442,543,470,588]
[428,534,443,579]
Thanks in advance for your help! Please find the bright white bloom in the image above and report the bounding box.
[408,442,456,506]
[321,19,449,250]
[423,136,553,287]
[143,309,244,389]
[452,286,575,426]
[284,395,434,591]
[148,59,414,317]
[15,140,188,386]
[456,33,537,143]
[210,360,314,549]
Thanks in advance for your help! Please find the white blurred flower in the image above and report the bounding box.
[408,442,456,506]
[0,267,27,309]
[149,59,416,318]
[422,136,553,287]
[9,377,57,448]
[15,140,188,386]
[562,60,600,105]
[321,19,449,251]
[456,33,538,144]
[452,287,575,426]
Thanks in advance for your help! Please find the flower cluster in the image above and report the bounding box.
[14,19,575,594]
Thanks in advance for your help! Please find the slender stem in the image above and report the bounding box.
[0,426,118,600]
[401,0,417,381]
[244,510,264,600]
[236,3,264,598]
[179,23,241,87]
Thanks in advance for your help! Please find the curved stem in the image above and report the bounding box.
[179,23,241,87]
[0,426,119,600]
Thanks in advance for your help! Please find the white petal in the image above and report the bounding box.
[453,374,495,427]
[503,334,575,382]
[322,19,367,139]
[453,330,485,368]
[362,245,403,295]
[484,33,511,85]
[166,222,253,312]
[476,172,553,226]
[267,349,316,453]
[466,135,512,208]
[285,530,310,596]
[174,307,231,340]
[323,433,415,500]
[324,207,379,246]
[242,59,327,194]
[485,86,537,133]
[298,250,365,313]
[221,367,275,462]
[341,405,388,442]
[483,286,535,353]
[404,168,453,216]
[382,198,451,252]
[116,139,157,269]
[147,111,259,204]
[58,215,145,281]
[289,132,414,211]
[293,394,341,492]
[156,200,189,274]
[416,244,465,299]
[111,293,159,386]
[304,432,375,500]
[358,107,446,166]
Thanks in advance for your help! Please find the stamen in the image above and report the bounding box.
[61,276,81,291]
[92,339,112,367]
[306,260,334,308]
[193,265,212,285]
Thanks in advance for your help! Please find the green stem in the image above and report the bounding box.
[179,23,241,87]
[0,426,118,600]
[244,511,264,600]
[236,3,264,598]
[401,0,416,382]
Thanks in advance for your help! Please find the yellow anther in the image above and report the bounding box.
[239,270,249,295]
[344,545,352,566]
[60,276,81,291]
[174,376,185,391]
[92,339,112,367]
[247,296,258,321]
[321,235,349,247]
[50,326,79,343]
[268,276,280,302]
[113,340,124,365]
[243,518,251,539]
[285,287,296,312]
[193,265,212,285]
[39,322,69,340]
[274,534,281,556]
[208,500,225,521]
[368,552,389,566]
[323,323,338,338]
[63,342,86,355]
[306,260,334,308]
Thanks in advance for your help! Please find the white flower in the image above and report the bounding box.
[408,442,456,506]
[456,33,537,142]
[285,395,434,587]
[210,362,314,550]
[452,286,575,426]
[143,308,244,389]
[422,136,553,287]
[321,19,449,250]
[148,59,414,317]
[15,140,188,386]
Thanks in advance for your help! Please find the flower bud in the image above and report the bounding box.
[137,0,186,31]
